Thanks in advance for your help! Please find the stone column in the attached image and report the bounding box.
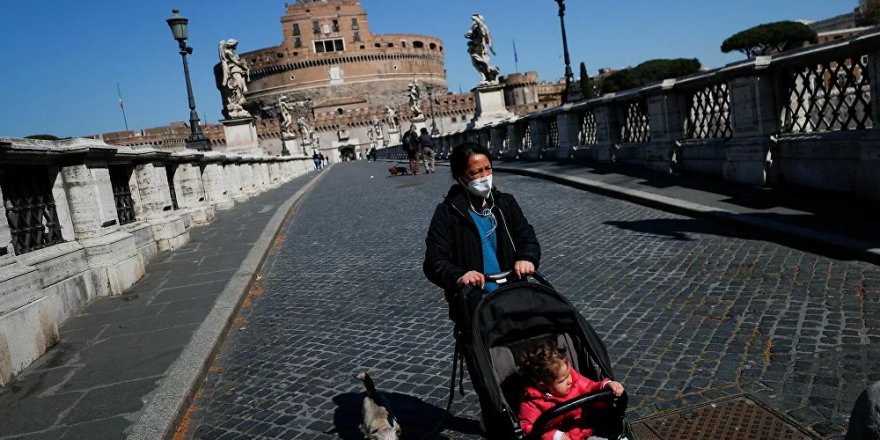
[645,80,687,172]
[724,57,779,186]
[555,109,581,159]
[201,158,234,211]
[134,160,190,252]
[172,157,215,225]
[858,51,880,201]
[590,104,622,162]
[224,161,248,204]
[523,119,547,159]
[490,126,507,156]
[60,162,144,297]
[502,123,523,160]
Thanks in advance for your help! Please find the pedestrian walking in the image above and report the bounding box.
[321,152,328,168]
[312,151,321,170]
[419,127,436,174]
[402,124,421,175]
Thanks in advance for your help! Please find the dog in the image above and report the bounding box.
[388,164,410,176]
[355,372,401,440]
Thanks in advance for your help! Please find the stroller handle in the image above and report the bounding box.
[484,270,551,288]
[525,390,627,440]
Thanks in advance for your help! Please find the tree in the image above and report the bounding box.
[579,62,595,99]
[855,0,880,26]
[721,21,818,59]
[24,134,61,140]
[600,58,702,94]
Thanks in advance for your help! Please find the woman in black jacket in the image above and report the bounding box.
[423,142,541,310]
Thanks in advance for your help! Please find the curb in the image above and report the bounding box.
[494,165,880,266]
[126,169,328,440]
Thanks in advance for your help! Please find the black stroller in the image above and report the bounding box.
[449,271,637,440]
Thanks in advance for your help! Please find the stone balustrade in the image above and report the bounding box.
[0,137,311,385]
[378,30,880,202]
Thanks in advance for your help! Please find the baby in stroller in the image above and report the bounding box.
[518,339,625,440]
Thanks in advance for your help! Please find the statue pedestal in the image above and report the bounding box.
[387,129,401,146]
[468,83,514,129]
[221,117,263,156]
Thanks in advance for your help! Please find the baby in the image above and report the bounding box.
[517,340,624,440]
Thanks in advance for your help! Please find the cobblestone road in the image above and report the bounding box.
[181,161,880,440]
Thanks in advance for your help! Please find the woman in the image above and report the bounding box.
[423,142,541,436]
[423,142,541,313]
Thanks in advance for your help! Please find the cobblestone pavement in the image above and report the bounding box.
[181,161,880,440]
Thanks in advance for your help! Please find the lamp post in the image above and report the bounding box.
[166,9,210,151]
[425,84,440,136]
[554,0,577,104]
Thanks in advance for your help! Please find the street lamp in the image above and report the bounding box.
[166,9,210,151]
[425,84,439,136]
[554,0,578,104]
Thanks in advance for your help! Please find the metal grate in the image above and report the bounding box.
[621,100,651,143]
[782,55,872,133]
[579,111,597,145]
[166,165,179,210]
[521,124,532,150]
[109,166,136,226]
[632,395,819,440]
[685,82,733,139]
[0,166,65,255]
[546,118,559,148]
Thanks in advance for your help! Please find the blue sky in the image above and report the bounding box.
[0,0,850,138]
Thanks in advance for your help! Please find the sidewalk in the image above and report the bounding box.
[494,160,880,264]
[0,170,323,440]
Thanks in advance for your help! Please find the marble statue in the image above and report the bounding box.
[408,82,423,118]
[297,116,314,144]
[219,39,252,118]
[278,97,295,138]
[465,14,500,85]
[384,106,398,130]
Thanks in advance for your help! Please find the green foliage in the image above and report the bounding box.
[24,134,61,140]
[721,21,818,58]
[599,58,702,94]
[856,0,880,26]
[579,62,595,99]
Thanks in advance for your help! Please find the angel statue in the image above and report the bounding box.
[465,14,500,84]
[384,106,398,130]
[278,97,295,138]
[407,82,423,118]
[219,39,252,118]
[297,116,314,144]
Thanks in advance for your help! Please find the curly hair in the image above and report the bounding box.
[517,339,569,386]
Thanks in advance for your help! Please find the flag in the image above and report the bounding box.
[513,39,518,64]
[117,82,125,111]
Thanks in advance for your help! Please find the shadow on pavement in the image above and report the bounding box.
[332,391,483,439]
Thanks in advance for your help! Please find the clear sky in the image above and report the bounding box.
[0,0,850,138]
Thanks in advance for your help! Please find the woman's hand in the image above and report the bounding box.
[513,260,535,279]
[604,381,625,397]
[457,271,485,289]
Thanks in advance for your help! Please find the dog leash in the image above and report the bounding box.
[415,340,465,440]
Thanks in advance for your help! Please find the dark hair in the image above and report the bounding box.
[517,339,568,386]
[449,142,492,180]
[420,127,428,133]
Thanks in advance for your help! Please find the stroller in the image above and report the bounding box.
[449,271,637,440]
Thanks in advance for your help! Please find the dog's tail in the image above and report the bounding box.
[355,371,380,401]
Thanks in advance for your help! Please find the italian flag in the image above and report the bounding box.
[117,82,125,110]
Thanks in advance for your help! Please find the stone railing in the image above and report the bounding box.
[426,30,880,201]
[0,137,312,385]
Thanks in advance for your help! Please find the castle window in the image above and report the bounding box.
[351,18,359,30]
[374,43,381,48]
[314,38,345,54]
[336,108,344,115]
[360,45,365,50]
[353,31,361,42]
[429,42,437,50]
[293,23,300,36]
[312,21,321,33]
[387,42,394,48]
[401,41,407,48]
[294,36,302,48]
[332,19,340,32]
[413,41,424,49]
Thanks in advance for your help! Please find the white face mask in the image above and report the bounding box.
[464,175,492,199]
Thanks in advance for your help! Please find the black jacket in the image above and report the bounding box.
[423,184,541,303]
[419,132,435,149]
[402,130,421,154]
